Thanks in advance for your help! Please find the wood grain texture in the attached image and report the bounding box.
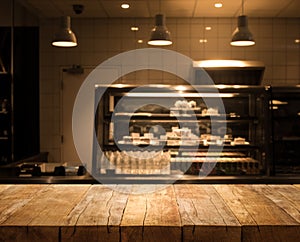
[121,190,147,242]
[269,185,300,210]
[175,185,241,242]
[62,185,129,242]
[215,185,300,242]
[0,185,47,225]
[0,185,90,242]
[0,184,11,193]
[213,185,257,225]
[143,185,181,242]
[121,185,181,242]
[253,185,300,223]
[2,185,90,226]
[0,226,30,242]
[0,184,299,242]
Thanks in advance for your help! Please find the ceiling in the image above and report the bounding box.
[19,0,300,18]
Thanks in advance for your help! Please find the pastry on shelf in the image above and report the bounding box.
[230,137,249,145]
[200,134,223,145]
[202,108,219,116]
[188,100,196,108]
[118,136,132,144]
[166,131,180,146]
[170,100,200,114]
[224,134,233,145]
[166,127,200,146]
[140,136,150,145]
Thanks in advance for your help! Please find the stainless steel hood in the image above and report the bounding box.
[193,60,265,85]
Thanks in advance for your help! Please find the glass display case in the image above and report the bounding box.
[93,84,271,182]
[271,86,300,176]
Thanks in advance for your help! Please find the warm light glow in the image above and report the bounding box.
[121,3,130,9]
[272,100,288,105]
[205,26,212,30]
[216,85,227,89]
[195,60,247,68]
[137,39,143,43]
[214,3,223,8]
[52,16,77,48]
[131,26,139,31]
[174,85,188,91]
[147,40,172,46]
[114,84,128,88]
[231,40,255,46]
[199,39,208,43]
[233,85,245,89]
[295,39,300,44]
[52,41,77,47]
[148,14,172,46]
[125,93,234,98]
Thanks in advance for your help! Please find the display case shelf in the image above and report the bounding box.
[106,113,258,121]
[93,84,270,180]
[103,144,259,150]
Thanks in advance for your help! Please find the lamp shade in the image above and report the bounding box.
[231,15,255,46]
[148,14,172,46]
[52,16,77,47]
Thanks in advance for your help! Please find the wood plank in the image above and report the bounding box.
[66,185,115,225]
[121,185,181,242]
[1,185,90,242]
[62,185,129,242]
[0,185,59,242]
[252,185,300,223]
[62,226,114,242]
[268,185,300,209]
[0,185,48,224]
[143,185,181,242]
[0,226,59,242]
[241,225,300,242]
[30,185,90,225]
[237,185,298,225]
[0,226,29,242]
[175,184,241,242]
[121,187,147,242]
[0,184,300,242]
[213,185,257,225]
[216,185,300,242]
[27,226,60,242]
[175,185,241,226]
[0,184,11,193]
[216,185,299,225]
[144,185,181,226]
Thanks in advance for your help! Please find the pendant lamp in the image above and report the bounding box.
[230,0,255,46]
[148,14,172,46]
[52,16,77,47]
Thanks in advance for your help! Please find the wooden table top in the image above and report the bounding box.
[0,184,299,242]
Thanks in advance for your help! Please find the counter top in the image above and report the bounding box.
[1,174,300,184]
[0,184,299,242]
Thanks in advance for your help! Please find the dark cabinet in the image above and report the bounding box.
[0,27,39,165]
[0,73,12,164]
[271,87,300,175]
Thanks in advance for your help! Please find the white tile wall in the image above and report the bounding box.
[39,17,300,163]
